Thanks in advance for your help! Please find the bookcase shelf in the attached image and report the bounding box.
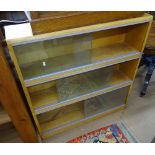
[39,86,129,139]
[22,42,140,87]
[29,66,132,114]
[7,13,152,140]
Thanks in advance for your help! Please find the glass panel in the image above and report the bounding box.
[38,102,84,130]
[29,65,131,111]
[84,86,128,116]
[37,86,129,131]
[56,66,113,101]
[13,27,139,84]
[13,34,92,80]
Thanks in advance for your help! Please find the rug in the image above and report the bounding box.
[68,122,138,143]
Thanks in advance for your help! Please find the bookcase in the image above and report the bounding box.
[7,13,152,141]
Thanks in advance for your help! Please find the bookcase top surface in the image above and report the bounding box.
[6,13,153,46]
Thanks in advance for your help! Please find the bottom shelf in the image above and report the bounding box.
[38,86,129,139]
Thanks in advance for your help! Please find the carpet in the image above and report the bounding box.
[68,122,138,143]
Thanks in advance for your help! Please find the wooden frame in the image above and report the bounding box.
[0,30,38,142]
[6,13,153,141]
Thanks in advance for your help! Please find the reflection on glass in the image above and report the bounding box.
[84,86,128,116]
[38,102,84,129]
[14,34,92,80]
[29,66,131,110]
[37,86,128,130]
[56,66,114,101]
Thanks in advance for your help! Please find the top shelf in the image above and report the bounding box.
[22,42,140,87]
[7,13,152,45]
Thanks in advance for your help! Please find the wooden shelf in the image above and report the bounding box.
[0,106,11,125]
[22,42,140,87]
[38,102,84,132]
[30,68,132,114]
[38,87,129,138]
[41,105,125,139]
[39,86,129,139]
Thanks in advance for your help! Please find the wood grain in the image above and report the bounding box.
[125,22,151,51]
[0,37,38,142]
[30,11,85,20]
[30,11,144,35]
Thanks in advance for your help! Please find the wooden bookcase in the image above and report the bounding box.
[6,13,152,141]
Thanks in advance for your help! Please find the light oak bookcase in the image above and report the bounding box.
[7,13,153,141]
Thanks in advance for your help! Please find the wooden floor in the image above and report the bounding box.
[0,105,22,143]
[0,66,155,143]
[0,123,22,143]
[0,105,11,125]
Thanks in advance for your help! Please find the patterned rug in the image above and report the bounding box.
[68,122,138,143]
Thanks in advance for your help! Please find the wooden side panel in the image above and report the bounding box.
[0,34,38,142]
[125,22,151,51]
[119,59,141,105]
[122,19,153,104]
[119,59,140,81]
